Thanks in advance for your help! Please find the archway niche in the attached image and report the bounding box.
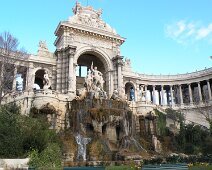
[76,52,106,91]
[34,69,51,90]
[125,82,135,101]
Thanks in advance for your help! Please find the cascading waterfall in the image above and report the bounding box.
[75,133,91,161]
[66,64,149,163]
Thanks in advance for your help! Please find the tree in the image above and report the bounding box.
[0,103,62,160]
[0,31,28,104]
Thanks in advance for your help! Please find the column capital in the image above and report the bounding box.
[67,48,76,57]
[68,52,75,57]
[29,62,34,69]
[112,55,124,66]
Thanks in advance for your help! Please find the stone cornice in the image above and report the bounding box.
[55,45,77,54]
[54,22,125,45]
[123,67,212,85]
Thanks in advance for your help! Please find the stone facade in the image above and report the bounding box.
[1,2,212,129]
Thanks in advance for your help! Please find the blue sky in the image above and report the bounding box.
[0,0,212,74]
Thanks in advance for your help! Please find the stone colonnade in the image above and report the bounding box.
[1,61,56,93]
[136,79,212,106]
[0,63,28,92]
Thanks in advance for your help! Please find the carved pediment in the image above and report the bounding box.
[68,2,116,34]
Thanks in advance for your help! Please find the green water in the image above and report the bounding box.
[64,167,105,170]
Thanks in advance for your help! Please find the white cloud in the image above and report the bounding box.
[196,23,212,40]
[165,20,186,38]
[165,20,212,45]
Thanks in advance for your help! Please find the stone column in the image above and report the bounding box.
[188,84,193,104]
[140,85,143,101]
[145,85,148,104]
[198,82,202,102]
[136,84,140,101]
[68,52,74,94]
[26,62,34,91]
[55,50,62,92]
[61,51,66,93]
[152,85,156,104]
[112,56,123,95]
[161,85,164,105]
[117,60,123,94]
[51,66,57,90]
[179,85,183,105]
[170,85,174,106]
[12,65,17,91]
[207,80,212,100]
[72,63,77,95]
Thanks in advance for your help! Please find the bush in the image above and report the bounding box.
[0,104,24,158]
[0,104,62,167]
[28,143,62,169]
[202,136,212,154]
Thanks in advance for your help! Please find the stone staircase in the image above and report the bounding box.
[142,163,188,170]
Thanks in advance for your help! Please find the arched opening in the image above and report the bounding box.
[34,69,45,89]
[86,123,94,135]
[116,125,121,141]
[125,82,135,101]
[34,69,51,90]
[76,52,106,90]
[102,124,107,135]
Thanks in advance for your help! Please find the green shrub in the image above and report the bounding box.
[0,104,62,167]
[28,143,62,169]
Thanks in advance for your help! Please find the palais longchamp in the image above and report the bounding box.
[1,2,212,131]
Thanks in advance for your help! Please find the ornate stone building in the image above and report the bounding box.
[2,2,212,129]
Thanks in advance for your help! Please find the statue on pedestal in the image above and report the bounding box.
[43,70,51,90]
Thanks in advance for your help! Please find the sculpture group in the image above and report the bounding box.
[76,63,107,100]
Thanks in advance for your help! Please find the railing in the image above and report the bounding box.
[134,100,212,110]
[142,163,188,170]
[2,89,60,104]
[34,89,58,96]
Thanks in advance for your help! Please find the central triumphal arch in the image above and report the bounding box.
[54,2,125,97]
